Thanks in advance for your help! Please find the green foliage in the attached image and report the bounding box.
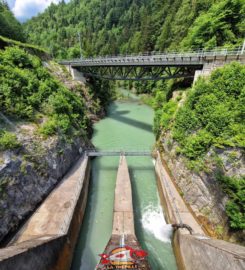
[0,47,59,119]
[182,130,213,159]
[0,46,91,137]
[181,0,245,49]
[0,36,48,58]
[154,100,177,137]
[0,1,25,42]
[39,114,74,136]
[171,62,245,159]
[0,130,20,151]
[217,174,245,230]
[88,78,116,108]
[23,0,244,58]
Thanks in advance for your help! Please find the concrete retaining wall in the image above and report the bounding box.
[194,58,245,82]
[0,155,91,270]
[176,233,245,270]
[64,65,86,83]
[155,152,245,270]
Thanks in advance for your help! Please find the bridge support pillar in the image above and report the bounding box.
[64,65,86,83]
[193,62,218,83]
[194,56,245,83]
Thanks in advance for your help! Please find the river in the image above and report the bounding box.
[71,91,177,269]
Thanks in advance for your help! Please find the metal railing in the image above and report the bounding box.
[60,47,245,66]
[85,149,152,157]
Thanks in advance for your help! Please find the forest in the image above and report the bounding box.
[23,0,245,59]
[0,0,24,42]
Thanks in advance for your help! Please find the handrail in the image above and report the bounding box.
[60,47,244,65]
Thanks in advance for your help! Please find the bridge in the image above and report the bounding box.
[85,149,152,157]
[60,48,245,81]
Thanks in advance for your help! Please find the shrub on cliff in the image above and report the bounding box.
[153,62,245,231]
[173,62,245,158]
[217,174,245,230]
[0,130,20,151]
[0,47,89,136]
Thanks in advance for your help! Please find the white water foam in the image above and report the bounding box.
[142,205,173,243]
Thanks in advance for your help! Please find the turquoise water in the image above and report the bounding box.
[71,96,177,269]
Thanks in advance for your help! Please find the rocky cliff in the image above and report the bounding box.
[160,132,245,243]
[0,62,105,243]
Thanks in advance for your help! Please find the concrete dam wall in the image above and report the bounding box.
[0,155,90,270]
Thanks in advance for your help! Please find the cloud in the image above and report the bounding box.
[6,0,15,9]
[12,0,61,21]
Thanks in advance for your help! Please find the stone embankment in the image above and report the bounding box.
[160,131,244,241]
[155,152,245,270]
[0,154,90,270]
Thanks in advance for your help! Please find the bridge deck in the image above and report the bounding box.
[60,49,244,67]
[61,49,244,81]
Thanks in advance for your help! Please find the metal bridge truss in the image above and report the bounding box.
[61,48,244,81]
[76,65,200,81]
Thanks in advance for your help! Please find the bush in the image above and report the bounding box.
[0,130,20,151]
[182,130,213,159]
[0,46,91,137]
[153,97,177,136]
[39,118,57,136]
[170,62,245,158]
[217,174,245,230]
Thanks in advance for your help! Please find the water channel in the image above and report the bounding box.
[71,90,177,269]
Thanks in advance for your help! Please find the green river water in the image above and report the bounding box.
[71,92,177,270]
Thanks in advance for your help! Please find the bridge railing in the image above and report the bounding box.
[84,148,155,157]
[60,46,244,65]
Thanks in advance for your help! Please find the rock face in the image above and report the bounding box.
[0,135,90,242]
[0,61,107,243]
[160,132,244,240]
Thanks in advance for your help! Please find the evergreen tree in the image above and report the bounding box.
[0,0,25,41]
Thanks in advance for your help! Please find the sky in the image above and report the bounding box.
[6,0,70,22]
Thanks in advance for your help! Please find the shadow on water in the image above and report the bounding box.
[71,159,115,270]
[70,171,98,270]
[109,103,153,133]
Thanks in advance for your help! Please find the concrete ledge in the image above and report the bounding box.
[112,155,134,235]
[155,152,205,235]
[0,155,91,270]
[177,233,245,270]
[155,152,245,270]
[0,236,64,270]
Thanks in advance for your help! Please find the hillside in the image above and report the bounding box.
[0,45,114,242]
[0,0,25,42]
[24,0,245,59]
[153,62,245,241]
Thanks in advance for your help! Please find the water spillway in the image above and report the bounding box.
[71,97,177,269]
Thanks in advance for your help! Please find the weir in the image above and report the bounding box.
[95,155,150,269]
